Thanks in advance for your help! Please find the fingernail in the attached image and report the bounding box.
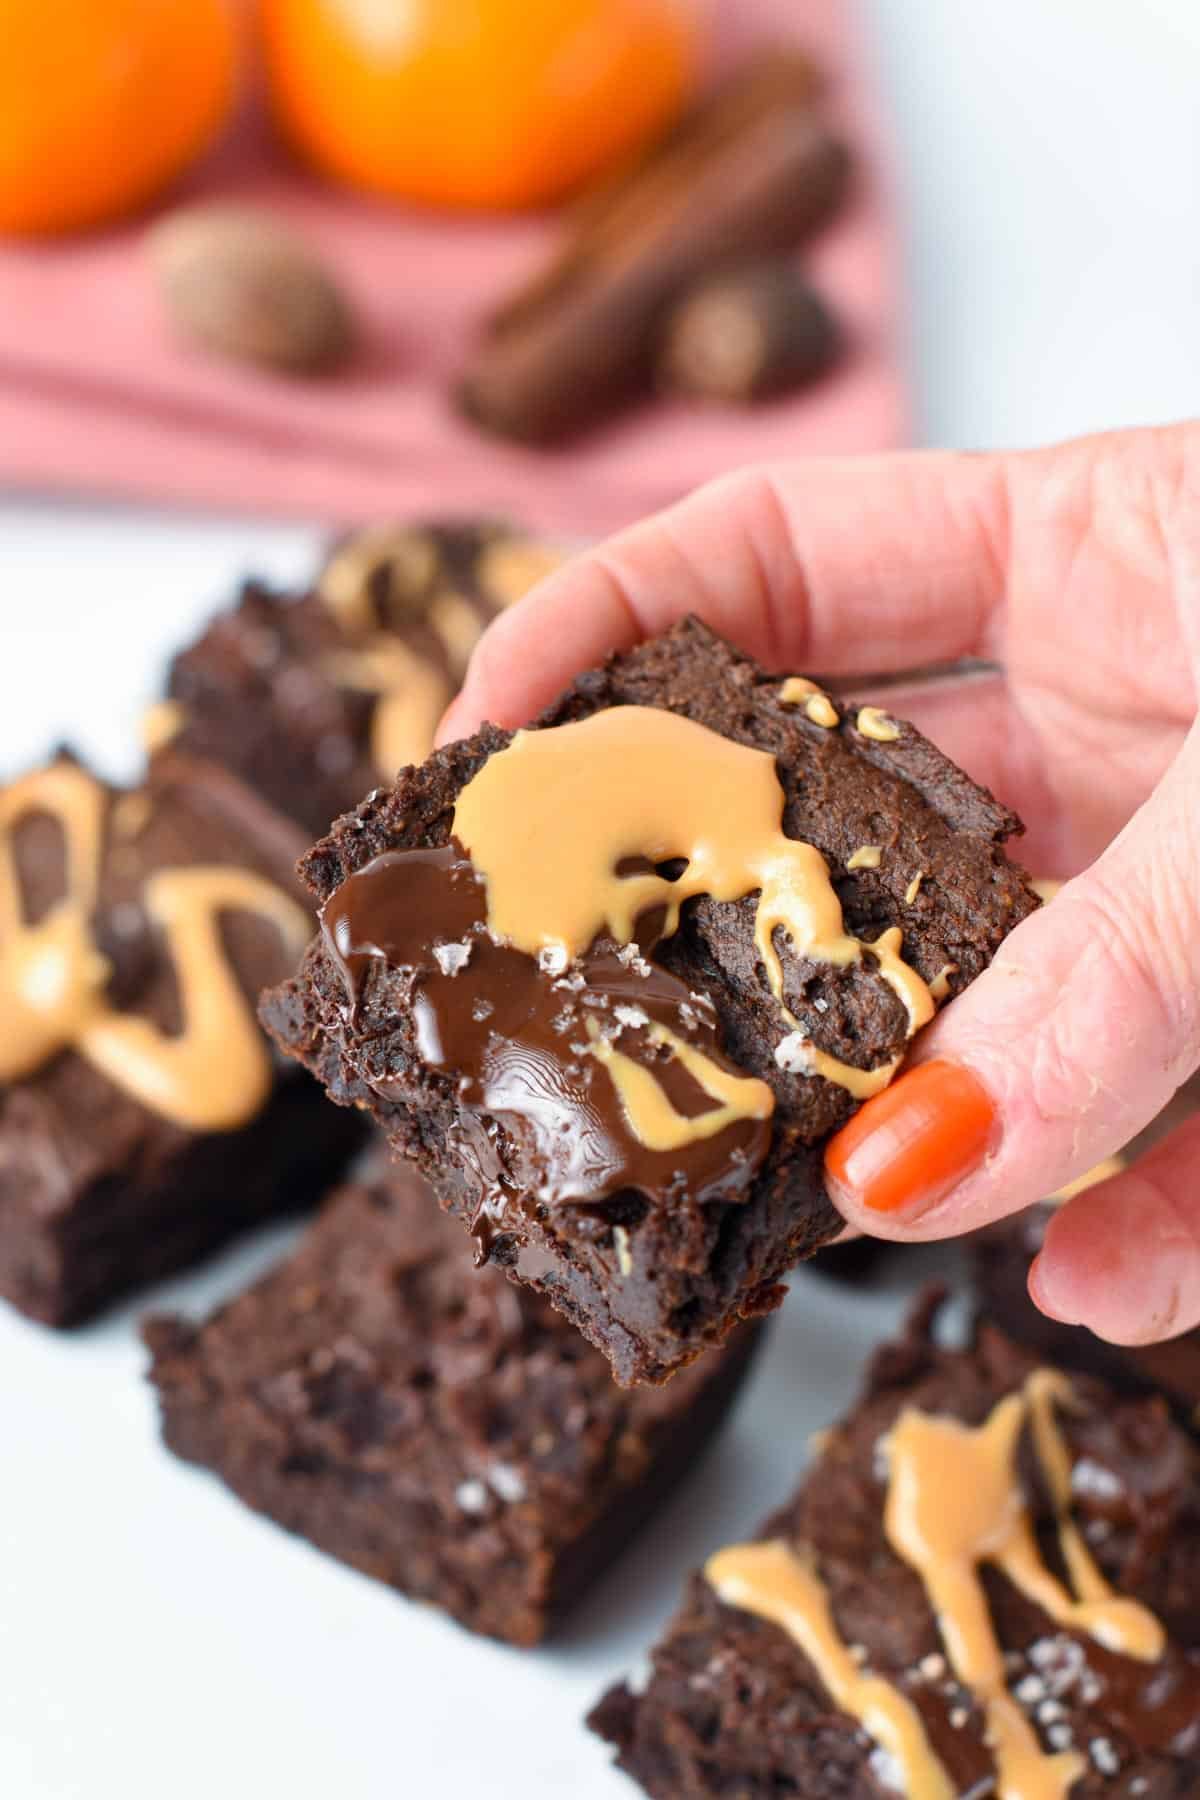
[824,1058,997,1218]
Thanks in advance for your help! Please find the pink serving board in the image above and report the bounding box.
[0,1,905,536]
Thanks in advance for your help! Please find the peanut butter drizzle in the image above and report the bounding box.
[706,1541,956,1800]
[320,526,438,634]
[586,1016,774,1150]
[477,537,562,607]
[778,676,839,729]
[0,763,310,1131]
[322,641,451,778]
[885,1372,1164,1799]
[429,589,487,675]
[857,706,901,742]
[452,707,936,1110]
[141,698,186,754]
[1052,1154,1123,1201]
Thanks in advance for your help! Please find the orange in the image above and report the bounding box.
[0,0,238,237]
[260,0,704,212]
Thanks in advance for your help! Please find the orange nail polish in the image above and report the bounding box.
[824,1059,997,1218]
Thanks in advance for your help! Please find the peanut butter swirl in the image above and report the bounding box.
[0,763,310,1131]
[453,706,935,1100]
[706,1541,956,1800]
[708,1371,1173,1800]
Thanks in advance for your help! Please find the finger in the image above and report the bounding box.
[437,448,1010,742]
[1029,1110,1200,1344]
[825,727,1200,1244]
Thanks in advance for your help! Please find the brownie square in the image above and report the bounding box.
[262,618,1036,1385]
[264,619,1037,1385]
[591,1298,1200,1796]
[0,749,361,1327]
[164,519,560,837]
[143,1146,764,1647]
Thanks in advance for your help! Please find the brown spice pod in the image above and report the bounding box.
[456,51,851,444]
[150,204,354,375]
[658,261,842,403]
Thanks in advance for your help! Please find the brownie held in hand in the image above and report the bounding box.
[262,619,1037,1384]
[592,1299,1200,1795]
[144,1146,763,1647]
[162,519,560,837]
[0,750,360,1326]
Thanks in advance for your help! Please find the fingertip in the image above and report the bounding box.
[1026,1249,1080,1325]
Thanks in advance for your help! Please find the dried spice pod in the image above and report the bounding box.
[456,51,851,444]
[658,262,842,403]
[150,204,354,374]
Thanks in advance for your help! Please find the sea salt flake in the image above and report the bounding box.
[1089,1738,1120,1777]
[614,1004,650,1031]
[538,945,568,975]
[487,1463,526,1504]
[455,1479,488,1515]
[433,939,472,976]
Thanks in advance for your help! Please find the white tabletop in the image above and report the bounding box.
[2,4,1198,1797]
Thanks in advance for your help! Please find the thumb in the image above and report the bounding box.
[825,729,1200,1260]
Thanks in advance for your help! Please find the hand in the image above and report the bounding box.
[438,424,1200,1348]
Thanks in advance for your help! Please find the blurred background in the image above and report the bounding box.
[3,4,1200,1797]
[4,0,1200,771]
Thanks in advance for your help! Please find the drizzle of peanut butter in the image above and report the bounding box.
[857,706,902,743]
[885,1372,1164,1799]
[320,527,560,776]
[0,763,310,1131]
[706,1541,956,1800]
[709,1370,1166,1800]
[321,640,451,779]
[452,707,936,1123]
[586,1016,774,1150]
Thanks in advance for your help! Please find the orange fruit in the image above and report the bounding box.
[260,0,704,212]
[0,0,238,237]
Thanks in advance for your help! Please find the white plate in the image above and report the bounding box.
[0,505,961,1800]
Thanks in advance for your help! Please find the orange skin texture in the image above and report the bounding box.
[0,0,238,237]
[260,0,704,211]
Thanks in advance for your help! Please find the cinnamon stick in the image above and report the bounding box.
[456,51,851,445]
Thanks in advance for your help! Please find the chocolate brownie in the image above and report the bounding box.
[263,618,1037,1385]
[143,1146,764,1647]
[163,519,561,837]
[970,1081,1200,1424]
[591,1297,1200,1796]
[0,749,361,1327]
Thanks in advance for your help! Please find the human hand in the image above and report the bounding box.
[438,424,1200,1347]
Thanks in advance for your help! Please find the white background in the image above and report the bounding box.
[3,3,1200,1795]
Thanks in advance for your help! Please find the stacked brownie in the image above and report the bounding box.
[144,1147,764,1646]
[593,1297,1200,1795]
[0,747,360,1325]
[165,518,560,836]
[263,617,1039,1384]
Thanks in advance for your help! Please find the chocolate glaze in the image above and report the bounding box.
[321,846,772,1251]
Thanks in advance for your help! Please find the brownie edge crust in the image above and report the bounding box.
[262,619,1038,1384]
[144,1149,764,1647]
